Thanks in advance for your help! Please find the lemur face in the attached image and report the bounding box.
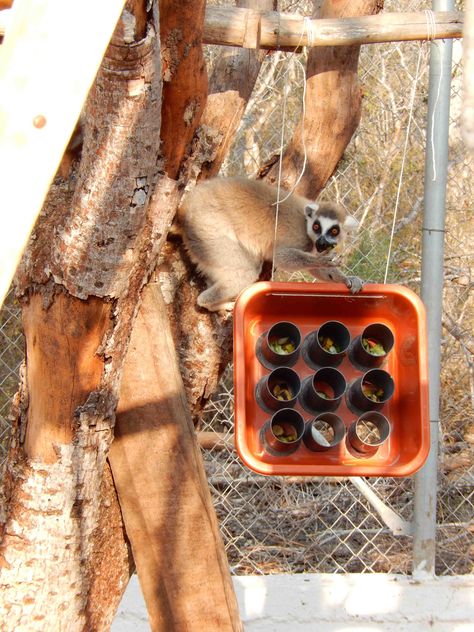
[304,203,358,253]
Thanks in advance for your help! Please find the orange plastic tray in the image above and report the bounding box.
[233,282,430,477]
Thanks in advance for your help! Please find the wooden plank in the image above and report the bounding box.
[0,0,125,306]
[203,8,463,49]
[110,283,242,632]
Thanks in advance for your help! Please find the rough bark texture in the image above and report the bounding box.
[261,0,384,199]
[110,284,242,632]
[198,0,276,180]
[107,2,243,628]
[160,0,208,179]
[0,3,165,628]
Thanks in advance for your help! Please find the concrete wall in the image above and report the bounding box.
[112,573,474,631]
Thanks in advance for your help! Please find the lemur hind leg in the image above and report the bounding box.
[195,239,262,312]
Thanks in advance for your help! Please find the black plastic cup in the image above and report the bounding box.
[302,321,351,369]
[257,321,302,369]
[256,367,301,413]
[303,413,346,452]
[350,323,394,369]
[348,411,391,456]
[346,369,394,413]
[261,408,305,456]
[299,367,346,413]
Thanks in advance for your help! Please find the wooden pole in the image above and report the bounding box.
[203,8,462,49]
[0,9,463,47]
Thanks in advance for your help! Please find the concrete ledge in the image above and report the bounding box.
[112,573,474,631]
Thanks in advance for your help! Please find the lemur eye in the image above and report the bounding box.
[312,222,321,233]
[330,226,340,237]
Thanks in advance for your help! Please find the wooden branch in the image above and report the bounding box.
[262,0,381,200]
[159,0,208,178]
[198,431,234,450]
[110,283,242,632]
[0,9,463,47]
[203,8,462,49]
[198,0,275,180]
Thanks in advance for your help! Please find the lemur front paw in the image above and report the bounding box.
[346,276,364,294]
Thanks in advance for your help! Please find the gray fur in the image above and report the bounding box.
[178,177,363,311]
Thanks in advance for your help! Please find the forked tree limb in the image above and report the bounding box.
[262,0,384,200]
[198,0,276,180]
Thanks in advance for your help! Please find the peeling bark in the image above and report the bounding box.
[198,0,276,180]
[0,3,165,627]
[160,0,208,178]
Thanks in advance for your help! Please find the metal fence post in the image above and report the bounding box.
[413,0,454,578]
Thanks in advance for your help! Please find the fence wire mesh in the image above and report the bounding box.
[0,0,473,576]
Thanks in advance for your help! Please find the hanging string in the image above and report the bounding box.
[383,9,444,283]
[271,17,314,279]
[383,45,423,284]
[425,9,444,183]
[271,61,290,280]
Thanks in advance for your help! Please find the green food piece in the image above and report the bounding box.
[362,338,386,356]
[272,383,292,401]
[269,336,296,355]
[362,382,384,402]
[273,423,297,442]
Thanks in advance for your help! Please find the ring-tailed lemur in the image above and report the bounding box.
[177,177,364,311]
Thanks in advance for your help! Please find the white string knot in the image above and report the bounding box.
[424,9,437,42]
[304,17,315,48]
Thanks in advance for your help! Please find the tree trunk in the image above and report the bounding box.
[107,2,246,628]
[262,0,384,199]
[199,0,276,180]
[0,3,166,628]
[159,0,208,178]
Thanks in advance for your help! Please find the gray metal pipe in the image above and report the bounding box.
[413,0,454,578]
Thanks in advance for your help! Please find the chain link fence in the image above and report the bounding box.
[1,0,472,576]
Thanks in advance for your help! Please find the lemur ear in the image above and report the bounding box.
[304,203,319,219]
[344,214,359,232]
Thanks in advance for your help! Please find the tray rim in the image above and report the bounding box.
[233,281,430,477]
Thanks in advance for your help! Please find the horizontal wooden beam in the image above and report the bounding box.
[203,8,463,50]
[0,9,463,49]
